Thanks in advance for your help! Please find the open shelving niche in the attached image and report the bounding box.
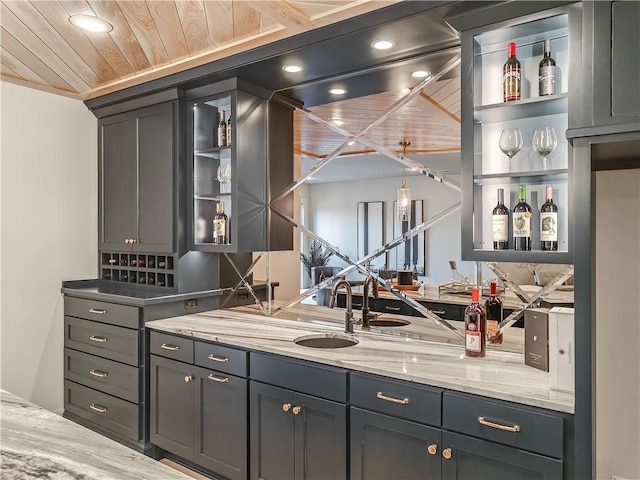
[465,12,572,263]
[192,94,234,250]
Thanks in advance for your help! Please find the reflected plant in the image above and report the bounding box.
[300,240,333,287]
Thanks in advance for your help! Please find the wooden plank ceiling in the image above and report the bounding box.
[295,76,461,160]
[0,0,399,100]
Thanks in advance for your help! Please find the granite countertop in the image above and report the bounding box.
[0,389,191,480]
[146,303,574,413]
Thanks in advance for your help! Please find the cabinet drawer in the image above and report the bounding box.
[64,316,140,366]
[149,330,194,364]
[65,296,139,328]
[350,372,442,427]
[250,352,348,403]
[64,348,140,403]
[419,302,463,321]
[374,298,414,316]
[442,392,564,458]
[64,380,141,442]
[195,341,247,377]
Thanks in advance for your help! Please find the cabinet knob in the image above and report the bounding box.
[282,403,292,412]
[442,448,452,460]
[184,375,194,383]
[124,238,130,244]
[427,444,437,455]
[131,239,137,244]
[292,406,302,415]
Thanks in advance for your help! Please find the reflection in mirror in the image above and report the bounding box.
[392,199,425,274]
[357,201,385,271]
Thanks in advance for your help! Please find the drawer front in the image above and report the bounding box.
[350,372,442,427]
[250,352,348,403]
[420,302,463,321]
[374,298,414,316]
[149,330,194,364]
[64,348,140,403]
[65,296,139,328]
[195,341,247,377]
[64,316,140,366]
[64,380,141,441]
[442,392,564,458]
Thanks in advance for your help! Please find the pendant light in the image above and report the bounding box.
[396,140,411,222]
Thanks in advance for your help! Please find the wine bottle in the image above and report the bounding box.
[538,39,557,96]
[213,202,228,244]
[540,185,558,251]
[217,111,226,147]
[492,188,509,250]
[513,185,532,251]
[226,111,232,147]
[503,42,521,102]
[484,281,503,345]
[465,286,487,358]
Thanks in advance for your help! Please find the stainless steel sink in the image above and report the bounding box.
[294,333,359,349]
[368,317,411,327]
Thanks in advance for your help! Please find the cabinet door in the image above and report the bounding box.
[99,113,135,249]
[135,103,175,252]
[149,355,194,460]
[350,407,441,480]
[194,366,247,480]
[294,392,347,480]
[250,382,295,480]
[592,1,640,126]
[441,431,563,480]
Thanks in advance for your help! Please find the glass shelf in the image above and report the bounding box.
[474,168,568,185]
[474,94,568,123]
[195,146,231,158]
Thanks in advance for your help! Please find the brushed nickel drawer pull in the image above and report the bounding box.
[161,344,180,351]
[431,310,446,315]
[89,308,107,314]
[376,391,409,405]
[478,416,521,432]
[208,354,229,363]
[89,403,107,413]
[89,335,108,343]
[89,369,108,378]
[207,374,229,383]
[384,306,401,312]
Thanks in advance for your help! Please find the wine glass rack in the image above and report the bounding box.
[100,252,175,288]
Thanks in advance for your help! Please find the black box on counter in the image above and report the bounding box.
[524,308,550,372]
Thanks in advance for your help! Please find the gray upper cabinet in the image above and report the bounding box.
[187,78,294,253]
[578,1,640,133]
[452,3,580,264]
[99,101,176,253]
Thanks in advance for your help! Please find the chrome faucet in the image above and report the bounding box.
[361,275,379,329]
[328,279,356,334]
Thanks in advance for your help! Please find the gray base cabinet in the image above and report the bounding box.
[250,353,348,480]
[441,431,563,479]
[350,407,441,479]
[149,331,248,480]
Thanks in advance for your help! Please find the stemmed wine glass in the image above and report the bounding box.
[216,164,231,193]
[532,126,557,170]
[499,128,523,171]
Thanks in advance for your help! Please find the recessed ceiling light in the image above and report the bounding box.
[348,140,356,146]
[282,65,303,73]
[329,88,347,95]
[412,70,431,78]
[371,40,395,50]
[69,14,113,33]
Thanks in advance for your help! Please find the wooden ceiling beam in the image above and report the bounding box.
[245,1,314,32]
[417,90,461,132]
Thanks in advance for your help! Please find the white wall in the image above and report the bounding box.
[0,82,97,412]
[306,173,477,284]
[595,169,640,480]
